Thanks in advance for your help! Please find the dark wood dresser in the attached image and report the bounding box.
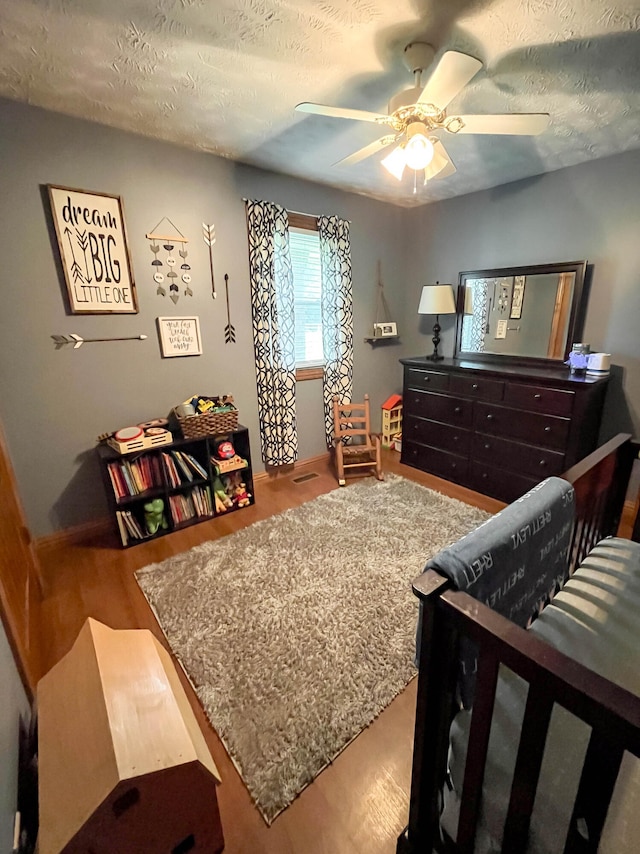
[400,357,609,503]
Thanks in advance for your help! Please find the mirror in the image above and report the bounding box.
[455,261,587,366]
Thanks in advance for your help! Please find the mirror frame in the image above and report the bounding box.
[454,260,588,369]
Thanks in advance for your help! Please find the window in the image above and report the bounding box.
[288,213,323,380]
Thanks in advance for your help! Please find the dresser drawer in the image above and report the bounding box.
[504,382,575,416]
[405,367,450,392]
[472,433,565,479]
[468,461,539,503]
[474,402,570,451]
[404,440,468,483]
[406,415,471,455]
[407,390,473,427]
[450,374,504,401]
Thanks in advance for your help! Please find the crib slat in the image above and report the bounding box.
[401,572,459,853]
[457,650,500,853]
[501,687,553,851]
[563,732,624,854]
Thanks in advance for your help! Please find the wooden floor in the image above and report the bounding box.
[37,451,503,854]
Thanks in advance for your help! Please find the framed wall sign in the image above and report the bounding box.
[157,316,202,357]
[47,185,138,314]
[510,276,526,319]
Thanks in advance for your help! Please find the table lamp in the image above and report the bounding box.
[418,282,456,361]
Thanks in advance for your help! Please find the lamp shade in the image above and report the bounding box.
[418,284,456,316]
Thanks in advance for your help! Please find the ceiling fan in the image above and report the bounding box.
[296,43,549,186]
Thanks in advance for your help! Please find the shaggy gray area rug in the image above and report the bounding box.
[136,474,490,823]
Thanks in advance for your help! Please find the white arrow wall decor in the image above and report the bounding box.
[51,334,147,350]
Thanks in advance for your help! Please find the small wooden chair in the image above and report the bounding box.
[332,394,383,486]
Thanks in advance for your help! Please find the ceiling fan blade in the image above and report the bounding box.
[333,135,398,167]
[418,51,483,110]
[425,141,456,181]
[454,113,550,135]
[295,102,389,124]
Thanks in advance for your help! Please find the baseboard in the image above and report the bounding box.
[35,452,332,554]
[35,517,112,556]
[253,452,330,482]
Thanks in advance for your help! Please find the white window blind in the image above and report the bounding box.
[289,226,324,366]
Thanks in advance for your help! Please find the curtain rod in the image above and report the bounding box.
[242,198,351,223]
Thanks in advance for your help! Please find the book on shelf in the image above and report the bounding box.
[116,509,146,545]
[168,485,213,524]
[108,455,164,499]
[182,451,208,479]
[171,450,195,482]
[161,452,181,488]
[115,509,129,545]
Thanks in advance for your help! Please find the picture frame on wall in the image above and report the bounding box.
[47,184,138,314]
[157,316,202,357]
[510,275,526,319]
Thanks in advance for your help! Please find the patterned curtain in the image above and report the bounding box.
[246,200,297,466]
[461,279,489,352]
[318,215,354,447]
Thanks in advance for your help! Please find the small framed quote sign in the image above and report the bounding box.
[47,185,138,314]
[157,316,202,357]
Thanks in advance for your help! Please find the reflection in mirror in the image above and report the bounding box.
[457,262,587,364]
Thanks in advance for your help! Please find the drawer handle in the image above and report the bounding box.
[453,435,459,442]
[486,413,494,420]
[539,460,547,467]
[425,377,430,382]
[484,443,491,450]
[472,383,479,390]
[544,426,551,432]
[481,472,488,479]
[451,462,457,469]
[454,406,461,414]
[534,393,542,399]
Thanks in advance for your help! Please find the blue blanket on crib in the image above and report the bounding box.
[423,476,575,707]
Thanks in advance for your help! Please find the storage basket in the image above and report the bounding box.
[175,407,238,439]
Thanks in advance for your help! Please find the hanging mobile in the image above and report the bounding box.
[202,222,216,299]
[146,217,190,304]
[224,273,236,343]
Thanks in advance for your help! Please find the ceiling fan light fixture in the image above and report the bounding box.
[381,145,407,181]
[404,122,435,170]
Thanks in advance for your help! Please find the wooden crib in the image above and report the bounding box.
[398,433,640,854]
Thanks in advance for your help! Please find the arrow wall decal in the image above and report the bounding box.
[224,273,236,343]
[51,334,148,350]
[202,222,217,299]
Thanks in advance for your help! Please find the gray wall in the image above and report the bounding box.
[0,621,29,854]
[1,97,639,538]
[0,98,409,537]
[404,149,640,440]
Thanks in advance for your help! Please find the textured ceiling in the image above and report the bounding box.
[1,0,640,207]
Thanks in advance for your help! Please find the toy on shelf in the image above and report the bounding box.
[232,483,251,507]
[100,419,173,455]
[212,438,235,459]
[210,436,248,475]
[381,394,403,449]
[144,498,168,535]
[212,476,233,513]
[221,470,252,508]
[211,454,248,475]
